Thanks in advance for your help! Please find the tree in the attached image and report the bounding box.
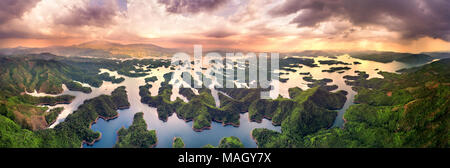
[0,104,14,121]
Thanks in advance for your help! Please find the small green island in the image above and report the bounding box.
[98,72,125,84]
[318,60,351,65]
[350,51,433,63]
[64,81,92,93]
[140,72,241,131]
[145,76,158,83]
[218,136,244,148]
[115,112,157,148]
[172,137,185,148]
[201,136,245,148]
[322,66,351,73]
[252,59,449,148]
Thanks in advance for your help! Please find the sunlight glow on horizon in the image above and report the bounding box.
[1,0,449,53]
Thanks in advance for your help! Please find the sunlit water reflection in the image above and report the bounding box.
[28,54,431,148]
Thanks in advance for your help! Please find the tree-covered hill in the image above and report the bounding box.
[253,59,449,148]
[0,86,130,147]
[115,112,157,148]
[350,51,433,64]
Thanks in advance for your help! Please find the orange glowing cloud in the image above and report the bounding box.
[0,0,449,53]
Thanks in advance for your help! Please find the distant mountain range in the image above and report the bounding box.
[284,50,450,64]
[1,41,449,62]
[0,40,180,59]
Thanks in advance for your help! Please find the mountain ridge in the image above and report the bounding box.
[2,41,450,62]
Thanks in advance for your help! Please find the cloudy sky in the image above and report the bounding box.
[1,0,449,53]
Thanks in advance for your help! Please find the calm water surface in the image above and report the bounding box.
[29,54,430,148]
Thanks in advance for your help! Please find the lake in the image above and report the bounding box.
[30,54,430,148]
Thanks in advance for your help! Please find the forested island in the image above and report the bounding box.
[115,112,157,148]
[0,85,130,147]
[218,136,245,148]
[252,59,449,148]
[0,53,448,148]
[64,81,92,93]
[350,51,433,64]
[201,136,245,148]
[140,72,242,131]
[172,137,185,148]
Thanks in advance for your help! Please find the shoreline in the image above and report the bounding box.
[193,124,212,132]
[250,129,259,148]
[248,114,274,124]
[117,105,130,110]
[36,100,73,106]
[80,113,120,148]
[212,118,240,127]
[115,127,158,148]
[82,133,103,147]
[172,137,185,148]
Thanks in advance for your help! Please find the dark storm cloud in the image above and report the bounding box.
[55,0,121,27]
[0,0,41,39]
[158,0,230,14]
[270,0,450,41]
[0,0,41,24]
[0,30,32,39]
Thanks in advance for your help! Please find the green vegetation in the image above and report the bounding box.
[0,104,15,121]
[111,86,130,109]
[254,59,449,148]
[0,86,130,147]
[279,78,289,83]
[144,76,158,83]
[343,71,369,81]
[98,72,125,84]
[280,57,317,67]
[174,87,219,131]
[250,86,346,125]
[251,87,347,147]
[202,144,216,148]
[0,56,100,95]
[179,88,196,100]
[351,51,432,63]
[64,81,92,93]
[45,107,64,125]
[0,54,171,96]
[3,94,74,130]
[199,137,244,148]
[0,115,41,148]
[172,137,185,148]
[5,94,74,107]
[1,53,447,148]
[0,54,170,147]
[218,136,244,148]
[140,72,241,131]
[140,72,183,121]
[0,54,80,130]
[302,77,337,91]
[318,60,351,65]
[322,66,351,73]
[115,112,157,148]
[26,94,75,106]
[422,52,450,59]
[38,86,130,147]
[61,56,169,79]
[281,67,297,72]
